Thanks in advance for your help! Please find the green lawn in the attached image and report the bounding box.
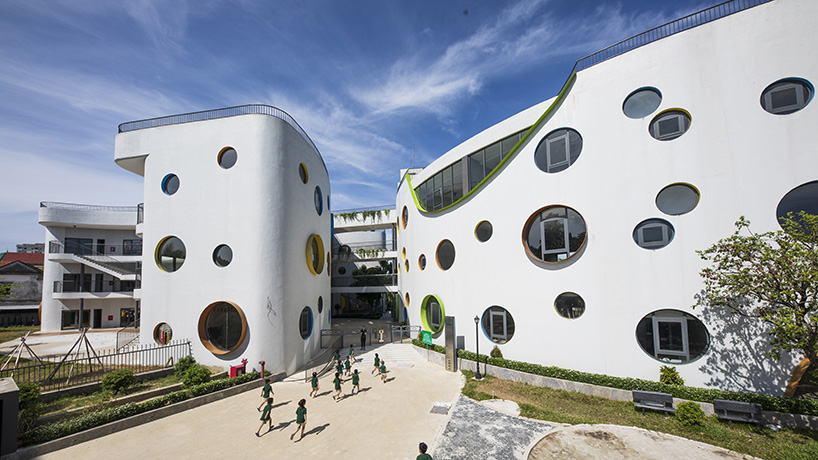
[0,325,40,345]
[461,370,818,460]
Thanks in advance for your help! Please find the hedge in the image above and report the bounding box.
[412,339,818,416]
[20,372,260,446]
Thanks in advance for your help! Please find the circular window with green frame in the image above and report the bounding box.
[421,294,445,337]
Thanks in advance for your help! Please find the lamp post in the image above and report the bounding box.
[473,315,482,380]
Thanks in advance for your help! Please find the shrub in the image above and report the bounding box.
[17,382,42,433]
[676,401,705,426]
[182,364,212,387]
[490,345,504,359]
[659,365,685,386]
[174,355,196,377]
[101,369,136,395]
[17,382,41,410]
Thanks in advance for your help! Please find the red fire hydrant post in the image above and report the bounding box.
[259,360,265,377]
[229,358,248,378]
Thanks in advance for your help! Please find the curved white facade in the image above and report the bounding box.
[397,0,818,394]
[115,110,330,374]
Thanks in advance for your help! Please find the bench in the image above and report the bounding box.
[632,390,675,416]
[713,399,763,426]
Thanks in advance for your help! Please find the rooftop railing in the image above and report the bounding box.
[117,104,320,156]
[40,202,139,213]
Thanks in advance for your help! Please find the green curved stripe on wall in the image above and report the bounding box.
[406,72,577,214]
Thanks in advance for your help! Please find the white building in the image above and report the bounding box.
[396,0,818,395]
[114,106,330,374]
[39,202,141,331]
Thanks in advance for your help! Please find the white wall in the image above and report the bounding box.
[397,0,817,395]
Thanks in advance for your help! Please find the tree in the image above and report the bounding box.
[694,212,818,389]
[0,279,19,300]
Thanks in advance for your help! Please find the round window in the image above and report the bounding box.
[155,236,186,272]
[649,109,691,141]
[776,180,818,230]
[402,247,406,259]
[656,183,699,216]
[318,296,324,314]
[635,309,710,364]
[299,307,313,339]
[162,174,180,195]
[475,220,493,242]
[554,293,585,319]
[405,259,410,273]
[436,239,455,270]
[760,78,813,115]
[623,87,662,119]
[422,295,445,335]
[198,301,247,354]
[153,322,173,345]
[338,266,346,275]
[212,244,233,267]
[633,218,675,249]
[402,206,409,229]
[523,206,587,263]
[299,163,309,184]
[418,254,426,271]
[314,186,323,216]
[218,147,237,169]
[306,235,325,275]
[405,292,410,306]
[535,128,582,173]
[481,306,515,344]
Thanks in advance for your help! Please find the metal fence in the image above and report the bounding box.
[39,201,139,213]
[319,327,380,349]
[391,325,421,343]
[0,339,190,392]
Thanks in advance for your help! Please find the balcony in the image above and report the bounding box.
[53,280,137,299]
[331,273,397,288]
[332,240,397,262]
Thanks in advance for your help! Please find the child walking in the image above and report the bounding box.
[290,399,307,441]
[255,397,273,436]
[309,371,319,398]
[372,353,380,375]
[343,356,352,376]
[350,369,360,395]
[348,343,355,362]
[257,378,274,411]
[379,360,388,383]
[332,372,344,401]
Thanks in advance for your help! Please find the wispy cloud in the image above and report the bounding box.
[122,0,192,62]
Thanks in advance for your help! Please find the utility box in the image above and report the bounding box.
[444,316,457,372]
[0,378,19,456]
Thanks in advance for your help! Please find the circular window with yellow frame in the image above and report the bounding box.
[306,234,325,275]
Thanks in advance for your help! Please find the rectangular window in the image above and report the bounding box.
[484,143,502,173]
[637,224,669,247]
[430,302,441,330]
[452,161,463,202]
[469,150,485,190]
[502,133,520,158]
[654,114,685,139]
[441,166,453,207]
[546,133,569,172]
[65,238,93,255]
[652,316,689,361]
[490,310,507,342]
[123,239,143,256]
[541,217,569,258]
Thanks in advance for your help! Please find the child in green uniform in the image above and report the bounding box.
[350,369,360,395]
[348,344,355,362]
[257,379,274,411]
[332,372,344,401]
[417,442,432,459]
[290,399,307,440]
[255,397,273,436]
[333,349,341,365]
[379,361,387,383]
[309,371,319,398]
[343,356,352,376]
[372,353,380,375]
[335,361,344,376]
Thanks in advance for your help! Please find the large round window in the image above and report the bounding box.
[436,239,455,270]
[153,323,173,345]
[649,109,691,141]
[218,147,237,169]
[535,128,582,173]
[481,306,515,344]
[623,87,662,119]
[162,174,180,196]
[760,78,813,115]
[555,293,585,319]
[314,186,323,216]
[198,301,247,354]
[306,234,325,275]
[633,218,675,249]
[475,220,493,242]
[212,244,233,267]
[155,236,186,272]
[299,307,313,339]
[635,309,709,364]
[776,180,818,230]
[523,206,587,263]
[656,183,699,216]
[421,295,445,335]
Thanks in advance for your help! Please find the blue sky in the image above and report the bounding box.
[0,0,708,251]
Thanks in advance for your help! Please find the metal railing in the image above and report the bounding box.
[117,104,320,157]
[319,327,377,349]
[137,203,144,225]
[48,240,142,257]
[391,325,421,343]
[39,201,139,213]
[570,0,772,75]
[331,274,398,287]
[332,240,396,254]
[332,204,394,214]
[116,322,140,351]
[53,281,136,294]
[0,339,190,392]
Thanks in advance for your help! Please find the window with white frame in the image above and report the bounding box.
[649,110,691,141]
[525,206,587,263]
[535,128,582,173]
[481,306,515,343]
[761,79,813,115]
[633,218,675,249]
[635,309,709,364]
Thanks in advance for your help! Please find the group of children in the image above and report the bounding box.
[254,343,391,440]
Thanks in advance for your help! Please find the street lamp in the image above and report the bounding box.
[473,315,482,380]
